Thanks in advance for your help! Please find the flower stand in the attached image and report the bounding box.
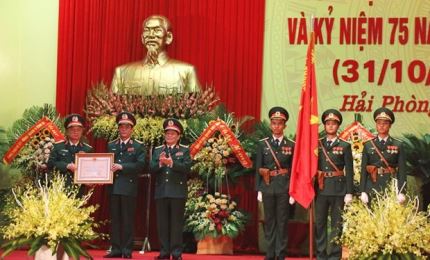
[196,235,233,254]
[35,245,69,260]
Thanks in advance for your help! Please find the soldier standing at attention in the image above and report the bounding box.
[360,107,406,204]
[104,112,146,259]
[48,114,92,192]
[255,107,295,260]
[151,118,191,260]
[315,109,353,260]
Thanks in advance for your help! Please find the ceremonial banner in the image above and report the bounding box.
[3,117,65,164]
[289,32,319,209]
[190,119,252,169]
[262,0,430,136]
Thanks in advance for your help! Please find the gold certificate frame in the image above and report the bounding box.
[74,153,114,184]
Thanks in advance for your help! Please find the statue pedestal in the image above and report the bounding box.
[196,235,233,255]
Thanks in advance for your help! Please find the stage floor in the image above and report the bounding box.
[2,250,311,259]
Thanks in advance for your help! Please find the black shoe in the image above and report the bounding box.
[103,252,122,258]
[154,256,170,260]
[122,253,132,258]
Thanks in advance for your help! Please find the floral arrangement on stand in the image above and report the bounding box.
[185,180,247,241]
[0,174,105,259]
[187,110,254,189]
[2,105,64,180]
[339,117,374,186]
[340,180,430,259]
[85,83,219,145]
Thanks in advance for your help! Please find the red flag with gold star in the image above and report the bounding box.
[289,32,319,209]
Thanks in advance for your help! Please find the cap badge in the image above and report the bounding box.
[168,120,174,126]
[72,116,78,122]
[122,114,128,119]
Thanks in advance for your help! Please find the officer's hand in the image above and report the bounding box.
[111,163,123,172]
[257,191,263,202]
[344,194,353,204]
[397,193,406,204]
[289,196,295,205]
[360,192,369,204]
[67,163,76,171]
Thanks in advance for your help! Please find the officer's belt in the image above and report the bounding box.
[317,170,344,190]
[366,165,396,183]
[269,168,289,177]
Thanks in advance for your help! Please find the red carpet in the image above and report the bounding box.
[2,250,311,259]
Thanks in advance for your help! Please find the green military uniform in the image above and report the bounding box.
[315,109,354,260]
[151,118,191,260]
[316,137,353,260]
[105,112,146,259]
[48,139,93,187]
[47,113,92,191]
[360,136,406,195]
[360,107,406,200]
[255,106,294,260]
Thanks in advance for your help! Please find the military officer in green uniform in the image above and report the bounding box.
[255,107,295,260]
[48,114,92,191]
[104,112,146,259]
[360,107,406,204]
[315,109,353,260]
[151,118,191,260]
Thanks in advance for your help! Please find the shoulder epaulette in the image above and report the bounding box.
[391,137,403,143]
[319,137,325,141]
[286,137,296,143]
[83,143,93,148]
[109,138,118,144]
[134,139,143,144]
[179,144,189,148]
[55,140,65,144]
[338,137,347,143]
[259,137,269,142]
[155,144,164,149]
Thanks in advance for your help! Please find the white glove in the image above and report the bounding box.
[397,193,406,204]
[289,196,295,205]
[257,191,263,202]
[360,192,369,204]
[344,194,353,204]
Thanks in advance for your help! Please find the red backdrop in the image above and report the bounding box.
[56,0,265,252]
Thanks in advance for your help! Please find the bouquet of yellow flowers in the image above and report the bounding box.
[191,135,235,180]
[341,180,430,259]
[185,190,247,240]
[0,175,104,259]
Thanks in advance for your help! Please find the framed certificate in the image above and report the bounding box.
[74,153,114,184]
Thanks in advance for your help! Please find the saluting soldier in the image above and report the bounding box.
[360,107,406,204]
[48,113,92,191]
[315,109,353,260]
[104,112,146,259]
[255,107,295,260]
[151,118,191,260]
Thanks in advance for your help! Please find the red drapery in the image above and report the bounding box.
[56,0,265,252]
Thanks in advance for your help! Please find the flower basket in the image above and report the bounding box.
[196,235,233,255]
[35,244,69,260]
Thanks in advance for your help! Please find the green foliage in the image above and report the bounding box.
[6,104,63,144]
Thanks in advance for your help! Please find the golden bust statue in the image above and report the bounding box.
[111,15,200,95]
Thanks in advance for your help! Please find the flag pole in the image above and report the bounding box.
[308,14,315,260]
[309,197,314,259]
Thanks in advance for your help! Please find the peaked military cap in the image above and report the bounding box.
[163,118,183,134]
[268,106,289,121]
[116,112,136,126]
[373,107,395,124]
[322,109,343,125]
[64,114,85,128]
